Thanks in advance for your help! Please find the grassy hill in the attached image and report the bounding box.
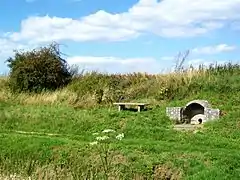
[0,63,240,179]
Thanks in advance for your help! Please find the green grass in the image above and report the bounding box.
[0,63,240,179]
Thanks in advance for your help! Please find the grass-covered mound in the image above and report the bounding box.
[0,63,240,179]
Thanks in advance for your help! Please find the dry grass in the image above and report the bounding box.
[0,79,76,105]
[0,63,238,107]
[153,164,182,180]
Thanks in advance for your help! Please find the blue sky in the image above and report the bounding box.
[0,0,240,74]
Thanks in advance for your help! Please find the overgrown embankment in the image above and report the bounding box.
[1,63,239,107]
[0,54,240,179]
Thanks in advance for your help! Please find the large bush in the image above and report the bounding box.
[6,43,73,93]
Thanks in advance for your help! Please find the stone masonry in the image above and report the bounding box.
[166,100,220,125]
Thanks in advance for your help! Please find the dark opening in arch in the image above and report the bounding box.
[198,118,202,124]
[182,103,204,123]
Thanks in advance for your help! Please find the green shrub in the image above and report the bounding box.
[6,43,73,93]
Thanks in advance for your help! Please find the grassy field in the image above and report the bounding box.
[0,63,240,179]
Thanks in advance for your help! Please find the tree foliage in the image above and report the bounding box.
[6,43,73,93]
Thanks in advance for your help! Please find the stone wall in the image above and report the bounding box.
[166,107,182,121]
[205,108,220,120]
[166,100,220,124]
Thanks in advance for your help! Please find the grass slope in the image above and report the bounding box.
[0,64,240,179]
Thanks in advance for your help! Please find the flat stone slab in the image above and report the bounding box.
[173,124,203,131]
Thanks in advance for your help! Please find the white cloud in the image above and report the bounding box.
[0,38,26,58]
[0,38,23,73]
[0,38,173,74]
[192,44,237,54]
[7,0,240,43]
[9,15,140,43]
[67,56,171,74]
[0,37,45,58]
[0,37,48,74]
[0,38,234,74]
[160,56,174,61]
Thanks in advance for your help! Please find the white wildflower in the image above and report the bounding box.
[116,133,124,141]
[102,129,116,133]
[90,141,98,146]
[92,133,99,136]
[10,174,17,178]
[96,136,109,141]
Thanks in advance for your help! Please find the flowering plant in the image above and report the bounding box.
[89,129,124,179]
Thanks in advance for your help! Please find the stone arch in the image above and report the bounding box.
[185,100,210,109]
[182,102,205,123]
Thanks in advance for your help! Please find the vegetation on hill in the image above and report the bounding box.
[0,44,240,179]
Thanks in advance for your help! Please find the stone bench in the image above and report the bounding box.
[113,102,149,112]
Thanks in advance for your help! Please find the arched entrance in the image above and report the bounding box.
[182,103,204,123]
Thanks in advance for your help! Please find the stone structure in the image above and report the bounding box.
[166,100,220,124]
